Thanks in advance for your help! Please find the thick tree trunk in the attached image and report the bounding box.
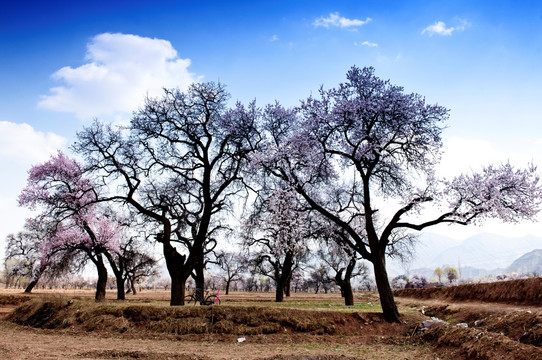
[95,256,108,302]
[372,255,400,323]
[275,254,293,302]
[194,265,205,302]
[24,276,40,293]
[104,251,125,300]
[25,267,45,294]
[335,272,354,305]
[116,276,126,300]
[343,280,354,306]
[163,241,189,306]
[170,275,186,306]
[275,278,285,302]
[335,270,346,297]
[284,277,291,297]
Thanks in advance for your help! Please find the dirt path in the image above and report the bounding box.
[0,322,435,360]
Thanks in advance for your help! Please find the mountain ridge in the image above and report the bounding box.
[387,232,542,277]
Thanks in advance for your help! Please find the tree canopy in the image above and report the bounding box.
[255,66,542,322]
[15,66,541,322]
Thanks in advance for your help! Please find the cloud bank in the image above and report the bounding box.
[0,121,66,164]
[39,33,199,120]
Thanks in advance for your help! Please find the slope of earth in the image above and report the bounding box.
[394,277,542,306]
[2,279,541,360]
[0,292,433,360]
[395,278,542,359]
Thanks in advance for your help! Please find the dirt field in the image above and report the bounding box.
[0,280,541,359]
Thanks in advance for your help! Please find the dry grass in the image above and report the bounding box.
[421,323,542,360]
[3,281,542,359]
[394,277,542,306]
[5,296,403,337]
[0,290,433,359]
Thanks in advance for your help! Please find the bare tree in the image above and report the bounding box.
[316,239,368,305]
[215,250,247,295]
[75,82,260,305]
[308,264,334,294]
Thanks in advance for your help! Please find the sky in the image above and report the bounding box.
[1,0,542,264]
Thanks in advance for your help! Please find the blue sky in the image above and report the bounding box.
[1,1,542,262]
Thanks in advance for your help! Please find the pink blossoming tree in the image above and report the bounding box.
[4,217,76,293]
[19,152,121,301]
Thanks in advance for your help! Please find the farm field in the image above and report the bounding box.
[0,279,541,359]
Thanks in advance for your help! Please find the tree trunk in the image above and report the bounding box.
[275,254,293,302]
[335,271,354,305]
[275,278,285,302]
[24,277,40,293]
[170,274,186,306]
[116,276,126,300]
[335,269,346,298]
[372,255,400,323]
[95,255,108,302]
[225,279,231,295]
[342,280,354,306]
[163,241,189,306]
[130,278,137,295]
[103,250,126,300]
[284,277,291,297]
[194,265,205,302]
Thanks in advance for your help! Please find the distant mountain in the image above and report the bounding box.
[387,232,542,277]
[427,234,542,269]
[507,249,542,275]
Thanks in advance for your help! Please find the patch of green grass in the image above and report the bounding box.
[222,299,383,313]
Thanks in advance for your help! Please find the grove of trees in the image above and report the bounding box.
[6,66,541,322]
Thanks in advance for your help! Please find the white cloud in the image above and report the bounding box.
[0,121,66,262]
[436,136,541,179]
[0,195,32,263]
[356,40,378,47]
[0,121,66,164]
[38,33,199,120]
[437,137,503,178]
[422,20,468,36]
[314,12,371,29]
[270,34,279,42]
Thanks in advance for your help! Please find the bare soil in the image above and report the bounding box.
[1,279,541,359]
[393,277,542,306]
[394,278,542,359]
